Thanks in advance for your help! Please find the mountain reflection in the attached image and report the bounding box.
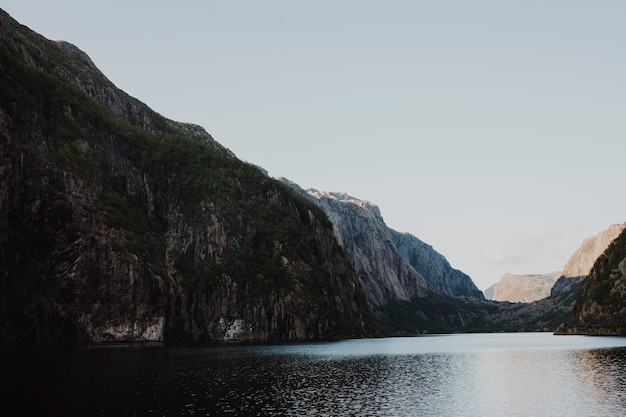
[573,348,626,409]
[2,334,626,416]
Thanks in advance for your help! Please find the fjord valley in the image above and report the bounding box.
[0,7,471,343]
[1,7,626,345]
[485,223,626,303]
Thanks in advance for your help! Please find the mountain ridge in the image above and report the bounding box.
[282,182,434,306]
[280,180,483,302]
[0,8,374,344]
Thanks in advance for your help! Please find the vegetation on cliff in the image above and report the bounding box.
[0,9,373,344]
[556,228,626,335]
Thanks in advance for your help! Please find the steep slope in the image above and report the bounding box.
[281,179,483,309]
[389,230,483,299]
[280,178,578,334]
[555,227,626,335]
[0,9,373,344]
[485,272,561,303]
[281,181,434,306]
[551,223,626,296]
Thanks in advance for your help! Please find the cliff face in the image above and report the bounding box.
[551,223,626,296]
[388,230,483,299]
[485,272,561,303]
[562,223,626,278]
[0,9,373,344]
[281,180,483,307]
[287,185,433,306]
[555,227,626,335]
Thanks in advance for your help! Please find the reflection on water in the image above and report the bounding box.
[2,333,626,416]
[574,348,626,412]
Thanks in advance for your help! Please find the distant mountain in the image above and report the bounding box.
[388,230,483,299]
[279,179,599,334]
[485,272,561,303]
[482,223,626,303]
[0,9,373,344]
[551,223,626,296]
[280,182,434,306]
[556,227,626,335]
[279,181,486,333]
[280,180,483,301]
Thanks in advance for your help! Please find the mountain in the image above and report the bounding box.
[551,222,626,296]
[279,181,489,333]
[0,9,374,344]
[389,230,484,299]
[478,280,582,332]
[555,227,626,335]
[485,272,561,303]
[482,223,626,303]
[281,183,434,306]
[281,182,484,303]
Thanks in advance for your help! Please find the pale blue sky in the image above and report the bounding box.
[5,1,626,291]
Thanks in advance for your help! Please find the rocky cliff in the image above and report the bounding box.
[281,183,434,306]
[485,272,561,303]
[277,177,586,334]
[551,223,626,296]
[281,180,483,304]
[0,9,373,344]
[555,227,626,335]
[388,230,483,299]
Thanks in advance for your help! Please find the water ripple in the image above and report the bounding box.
[2,333,626,416]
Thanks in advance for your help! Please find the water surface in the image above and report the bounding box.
[2,333,626,416]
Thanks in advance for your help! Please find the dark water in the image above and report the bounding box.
[2,333,626,416]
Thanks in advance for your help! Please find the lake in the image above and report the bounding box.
[2,333,626,416]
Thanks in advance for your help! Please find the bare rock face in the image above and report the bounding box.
[485,272,561,303]
[562,223,626,278]
[298,187,433,306]
[281,179,483,308]
[389,230,483,299]
[550,223,626,296]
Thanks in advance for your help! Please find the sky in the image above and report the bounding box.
[4,1,626,291]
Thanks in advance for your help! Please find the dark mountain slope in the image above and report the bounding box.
[0,9,373,344]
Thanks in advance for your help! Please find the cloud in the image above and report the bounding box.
[483,246,525,265]
[482,222,581,268]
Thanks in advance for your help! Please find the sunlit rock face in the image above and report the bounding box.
[551,223,626,296]
[562,223,626,278]
[485,272,561,303]
[484,223,626,303]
